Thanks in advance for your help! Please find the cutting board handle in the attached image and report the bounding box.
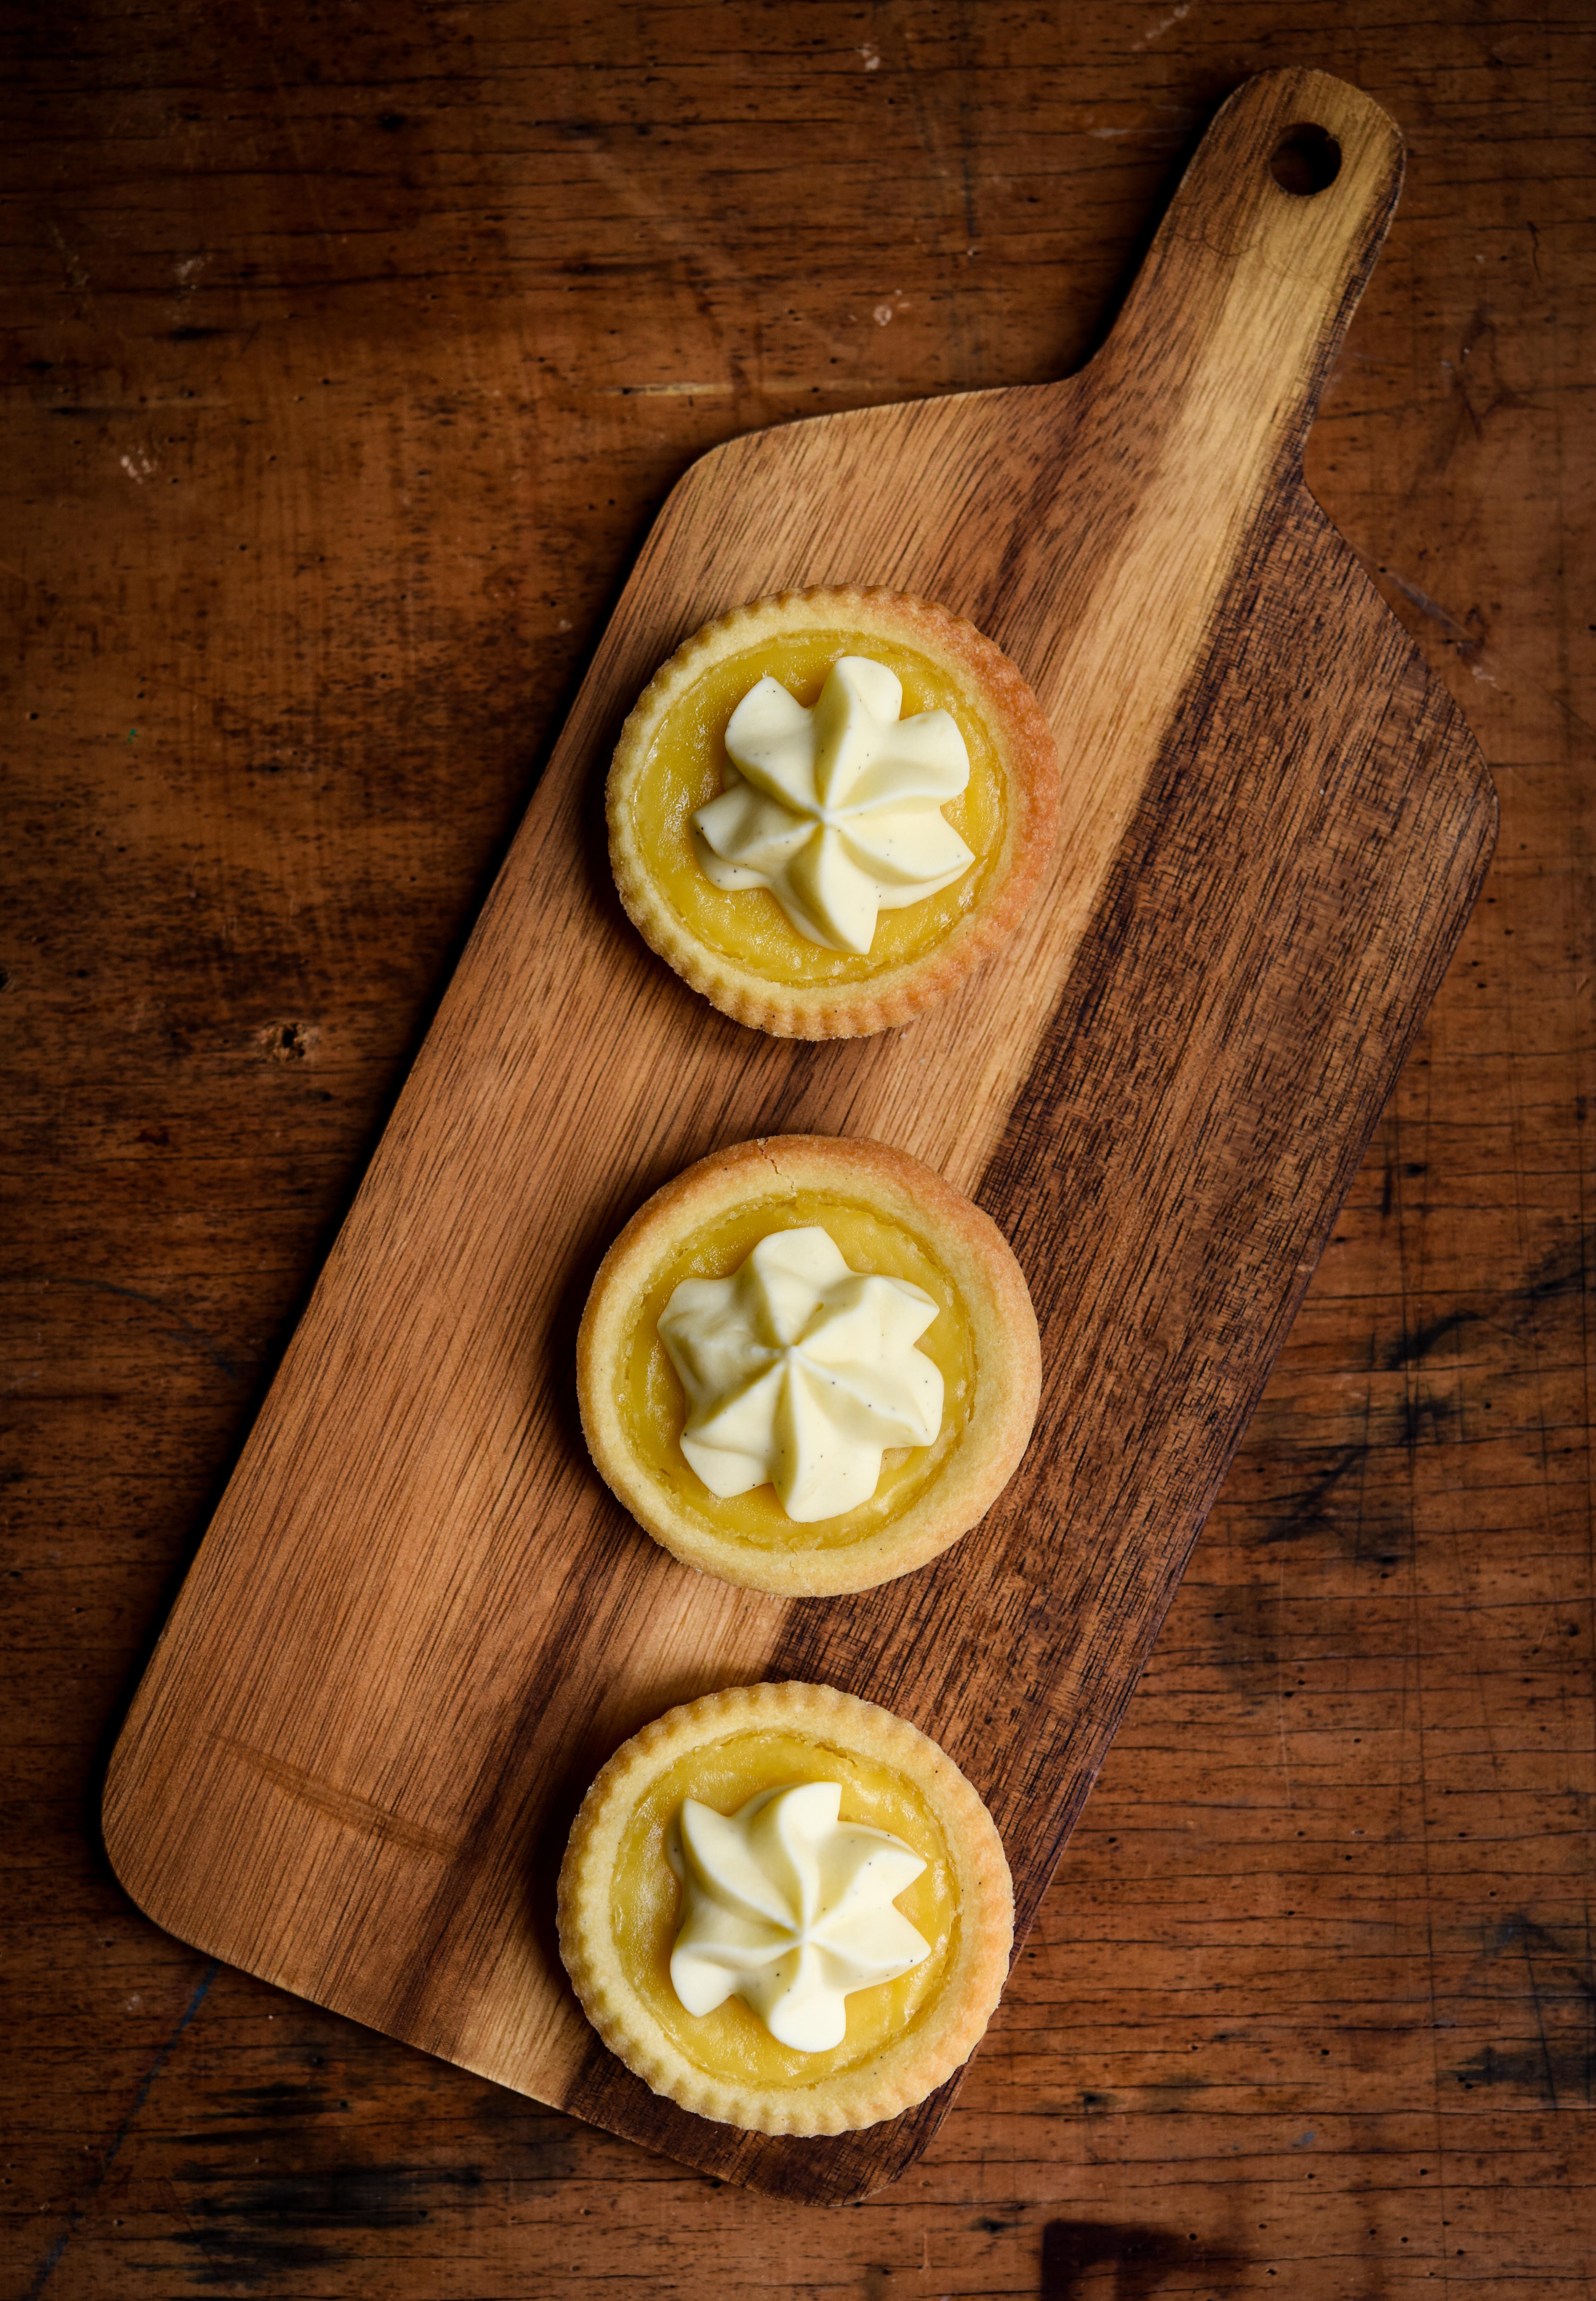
[1097,68,1404,477]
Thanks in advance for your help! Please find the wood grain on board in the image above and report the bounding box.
[95,67,1496,2203]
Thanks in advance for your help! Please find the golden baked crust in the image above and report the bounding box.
[606,587,1058,1038]
[557,1681,1014,2136]
[577,1134,1041,1596]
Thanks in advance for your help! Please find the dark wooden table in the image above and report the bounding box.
[5,4,1590,2295]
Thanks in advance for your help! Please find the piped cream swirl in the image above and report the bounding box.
[667,1780,932,2051]
[691,656,975,952]
[657,1225,943,1522]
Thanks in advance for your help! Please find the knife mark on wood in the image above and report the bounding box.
[220,1739,460,1861]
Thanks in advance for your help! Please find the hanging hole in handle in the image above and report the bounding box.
[1269,123,1342,197]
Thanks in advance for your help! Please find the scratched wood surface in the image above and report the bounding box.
[3,0,1590,2290]
[94,54,1494,2204]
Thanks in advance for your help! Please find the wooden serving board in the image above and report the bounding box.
[103,68,1495,2205]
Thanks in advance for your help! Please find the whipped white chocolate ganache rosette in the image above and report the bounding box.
[557,1682,1014,2136]
[692,653,977,955]
[657,1222,945,1525]
[576,1134,1041,1597]
[667,1779,932,2052]
[606,587,1059,1037]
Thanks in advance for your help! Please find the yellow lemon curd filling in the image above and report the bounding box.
[610,1728,958,2089]
[628,630,1007,984]
[618,1188,976,1553]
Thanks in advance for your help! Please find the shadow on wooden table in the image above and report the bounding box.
[1040,2219,1250,2299]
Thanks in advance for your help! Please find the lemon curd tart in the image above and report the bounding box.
[576,1134,1041,1597]
[556,1681,1014,2135]
[606,587,1059,1038]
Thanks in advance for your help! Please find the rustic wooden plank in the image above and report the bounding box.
[5,0,1590,2287]
[95,63,1495,2204]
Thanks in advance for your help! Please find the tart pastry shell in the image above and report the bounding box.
[577,1134,1042,1596]
[556,1681,1015,2136]
[606,587,1059,1039]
